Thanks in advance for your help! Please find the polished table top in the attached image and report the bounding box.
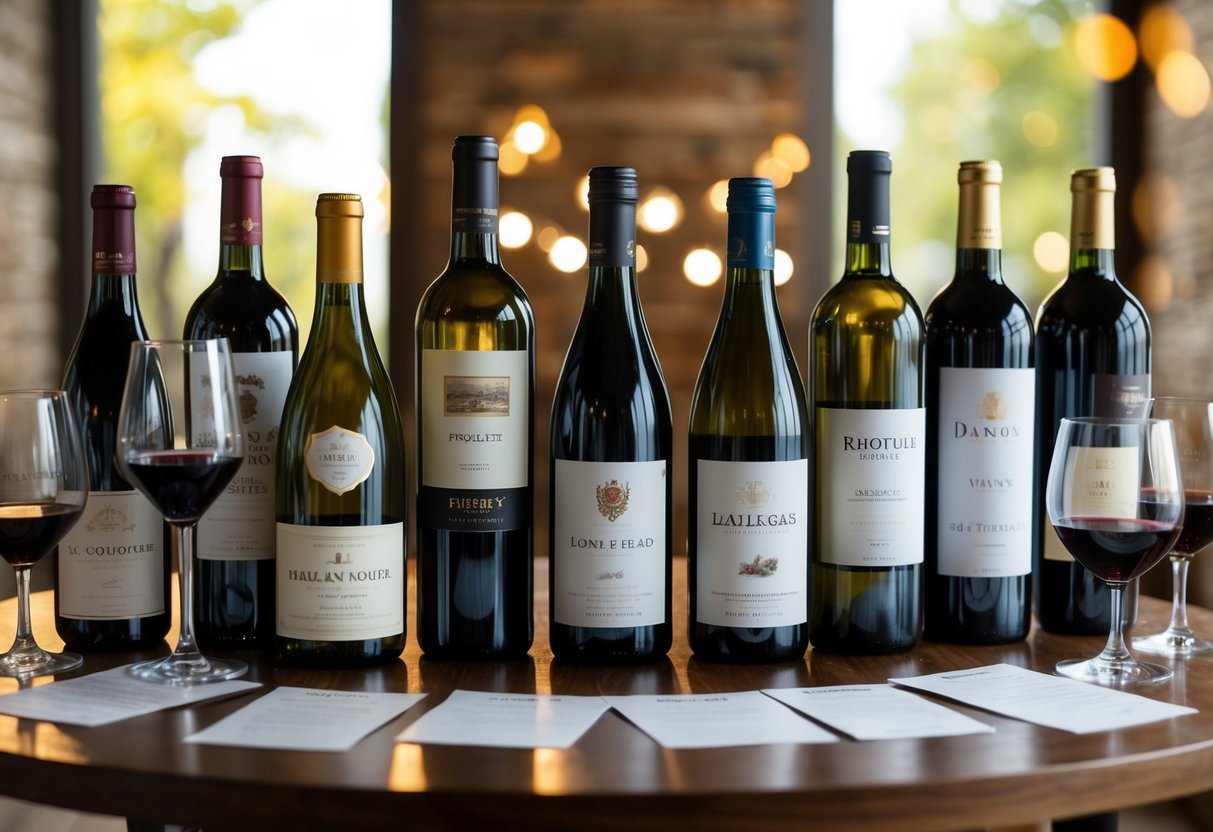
[1,560,1212,832]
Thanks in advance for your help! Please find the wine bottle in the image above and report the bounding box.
[184,155,298,648]
[810,150,924,654]
[687,177,809,663]
[55,184,171,650]
[416,136,535,660]
[1034,167,1149,634]
[549,166,673,663]
[924,161,1034,644]
[275,193,406,664]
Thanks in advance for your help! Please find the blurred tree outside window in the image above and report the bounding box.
[835,0,1098,311]
[97,0,391,350]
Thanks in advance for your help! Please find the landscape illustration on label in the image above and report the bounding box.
[443,375,510,417]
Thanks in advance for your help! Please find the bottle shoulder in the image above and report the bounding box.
[418,263,534,323]
[184,276,299,348]
[813,274,925,331]
[1035,274,1150,336]
[925,279,1033,333]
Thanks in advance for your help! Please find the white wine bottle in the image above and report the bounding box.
[688,177,810,663]
[811,150,924,654]
[416,136,535,659]
[275,193,406,664]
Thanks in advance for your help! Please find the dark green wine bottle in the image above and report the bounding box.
[810,150,924,654]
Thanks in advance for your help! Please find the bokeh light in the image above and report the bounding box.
[1138,4,1193,72]
[499,210,533,249]
[707,179,729,214]
[498,140,528,176]
[549,235,587,273]
[1033,231,1069,273]
[772,134,811,172]
[683,248,722,287]
[639,190,683,233]
[774,249,793,286]
[964,58,1001,92]
[513,120,546,154]
[636,243,649,273]
[1074,13,1137,81]
[537,226,561,253]
[753,152,793,188]
[1021,111,1059,148]
[1157,50,1211,117]
[1131,174,1181,243]
[575,175,589,211]
[1134,255,1174,310]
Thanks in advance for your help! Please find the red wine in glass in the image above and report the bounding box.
[0,504,84,568]
[1053,516,1180,584]
[124,450,243,527]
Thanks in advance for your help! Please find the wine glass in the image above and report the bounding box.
[1046,417,1184,686]
[0,390,87,678]
[1133,398,1213,656]
[116,339,245,684]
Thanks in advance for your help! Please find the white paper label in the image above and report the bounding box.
[553,459,667,628]
[818,407,926,567]
[193,351,292,561]
[420,349,528,489]
[1043,520,1074,562]
[305,426,375,496]
[936,367,1035,577]
[276,522,404,641]
[694,458,808,628]
[57,490,165,620]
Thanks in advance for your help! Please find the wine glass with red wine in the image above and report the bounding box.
[1047,417,1184,686]
[117,339,245,684]
[0,390,87,677]
[1133,398,1213,656]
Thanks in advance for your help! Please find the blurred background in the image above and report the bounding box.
[2,0,1210,591]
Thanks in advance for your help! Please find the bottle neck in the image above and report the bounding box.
[585,198,639,316]
[449,156,501,266]
[85,272,140,317]
[219,244,265,278]
[954,248,1004,283]
[723,209,779,309]
[843,166,892,277]
[1069,248,1117,278]
[309,282,372,346]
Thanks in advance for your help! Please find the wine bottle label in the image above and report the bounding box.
[1092,373,1150,418]
[694,458,808,628]
[818,407,926,567]
[56,490,165,620]
[192,351,292,561]
[553,459,667,628]
[1043,520,1073,562]
[419,348,529,532]
[275,522,405,641]
[304,426,376,496]
[936,368,1034,578]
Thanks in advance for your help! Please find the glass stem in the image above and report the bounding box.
[10,566,37,654]
[173,523,201,658]
[1099,584,1132,664]
[1168,556,1194,636]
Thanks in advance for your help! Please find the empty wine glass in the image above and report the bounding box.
[0,390,87,678]
[1046,417,1183,686]
[117,339,245,684]
[1134,398,1213,656]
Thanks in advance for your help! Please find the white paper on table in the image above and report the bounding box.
[184,686,427,752]
[0,665,260,727]
[889,663,1198,734]
[603,690,840,749]
[395,690,610,750]
[762,685,995,741]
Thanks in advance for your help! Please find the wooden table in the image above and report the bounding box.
[1,559,1211,832]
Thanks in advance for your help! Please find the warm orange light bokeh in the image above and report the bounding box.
[1074,13,1137,82]
[1138,4,1193,72]
[1157,50,1211,118]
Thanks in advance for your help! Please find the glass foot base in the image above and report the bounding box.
[128,654,247,686]
[1055,655,1172,687]
[1132,630,1213,657]
[0,647,83,678]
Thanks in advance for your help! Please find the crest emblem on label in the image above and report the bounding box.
[87,505,136,533]
[595,479,630,522]
[736,480,772,507]
[305,426,376,495]
[979,392,1008,420]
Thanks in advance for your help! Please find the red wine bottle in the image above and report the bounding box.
[925,161,1034,644]
[184,156,298,648]
[549,167,673,663]
[416,137,535,659]
[1034,167,1149,634]
[55,185,171,650]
